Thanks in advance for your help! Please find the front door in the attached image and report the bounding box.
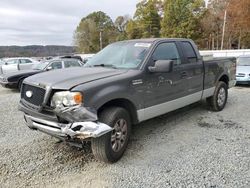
[141,42,189,120]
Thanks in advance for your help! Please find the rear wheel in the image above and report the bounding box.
[91,107,131,163]
[207,81,228,111]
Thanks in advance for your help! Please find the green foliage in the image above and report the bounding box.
[126,20,142,39]
[73,0,250,51]
[114,16,129,33]
[126,0,161,39]
[114,15,130,41]
[161,0,205,40]
[74,11,117,53]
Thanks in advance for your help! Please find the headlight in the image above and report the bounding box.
[51,91,83,108]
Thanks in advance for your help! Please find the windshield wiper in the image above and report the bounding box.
[93,64,117,69]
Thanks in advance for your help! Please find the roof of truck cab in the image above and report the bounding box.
[123,38,193,43]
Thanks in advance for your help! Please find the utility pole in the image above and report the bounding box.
[98,11,103,51]
[221,1,230,50]
[221,9,227,50]
[99,29,103,50]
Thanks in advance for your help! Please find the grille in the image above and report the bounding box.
[21,84,46,106]
[236,73,246,77]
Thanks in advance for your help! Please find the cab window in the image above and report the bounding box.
[152,42,181,65]
[181,42,197,63]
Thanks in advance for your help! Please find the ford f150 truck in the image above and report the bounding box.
[19,38,236,163]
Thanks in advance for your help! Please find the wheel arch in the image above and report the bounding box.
[17,76,28,89]
[218,74,229,87]
[97,98,139,124]
[18,76,27,83]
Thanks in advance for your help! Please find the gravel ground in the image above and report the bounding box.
[0,86,249,188]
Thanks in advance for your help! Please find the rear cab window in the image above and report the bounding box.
[181,42,198,63]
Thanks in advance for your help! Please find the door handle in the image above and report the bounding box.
[181,71,188,78]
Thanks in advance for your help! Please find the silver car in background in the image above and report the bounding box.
[236,55,250,85]
[0,57,39,74]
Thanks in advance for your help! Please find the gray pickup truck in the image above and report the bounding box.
[19,38,236,163]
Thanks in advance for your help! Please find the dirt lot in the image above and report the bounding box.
[0,86,249,188]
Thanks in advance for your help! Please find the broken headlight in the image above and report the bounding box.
[51,91,83,108]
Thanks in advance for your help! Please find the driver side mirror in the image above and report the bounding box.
[148,60,173,73]
[46,66,52,71]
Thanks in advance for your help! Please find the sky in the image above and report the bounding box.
[0,0,139,46]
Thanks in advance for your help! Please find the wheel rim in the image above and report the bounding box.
[111,118,128,152]
[217,87,226,107]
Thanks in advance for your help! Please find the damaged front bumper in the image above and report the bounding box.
[21,104,113,140]
[24,114,113,140]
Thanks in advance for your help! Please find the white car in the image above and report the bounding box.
[0,58,39,74]
[236,55,250,85]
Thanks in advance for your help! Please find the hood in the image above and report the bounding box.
[25,67,128,90]
[4,69,41,78]
[236,66,250,74]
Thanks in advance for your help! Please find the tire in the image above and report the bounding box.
[91,107,131,163]
[207,81,228,111]
[18,78,24,91]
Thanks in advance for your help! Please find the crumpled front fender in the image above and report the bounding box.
[54,105,98,122]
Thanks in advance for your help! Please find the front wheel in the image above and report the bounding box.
[207,81,228,111]
[91,107,131,163]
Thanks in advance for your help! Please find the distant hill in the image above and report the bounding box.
[0,45,76,58]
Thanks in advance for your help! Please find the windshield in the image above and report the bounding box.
[84,41,151,69]
[237,57,250,66]
[32,62,49,70]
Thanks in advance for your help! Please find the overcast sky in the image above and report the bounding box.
[0,0,139,46]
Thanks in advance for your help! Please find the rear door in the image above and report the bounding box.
[19,59,34,70]
[179,41,204,95]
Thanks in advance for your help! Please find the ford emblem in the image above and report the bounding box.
[26,91,33,98]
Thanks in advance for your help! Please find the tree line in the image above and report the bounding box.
[0,46,75,58]
[74,0,250,53]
